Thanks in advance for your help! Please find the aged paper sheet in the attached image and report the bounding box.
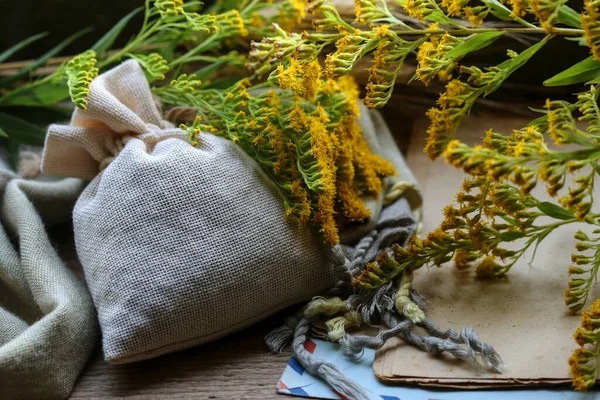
[374,112,600,386]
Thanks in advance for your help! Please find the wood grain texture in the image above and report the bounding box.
[70,317,294,400]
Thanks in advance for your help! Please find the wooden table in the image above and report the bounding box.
[70,313,294,399]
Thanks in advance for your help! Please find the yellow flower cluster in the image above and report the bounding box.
[416,31,463,85]
[215,10,248,36]
[278,0,309,31]
[529,0,565,32]
[441,0,469,16]
[129,53,170,81]
[325,30,372,78]
[442,125,578,199]
[425,79,480,159]
[353,243,414,290]
[172,59,395,245]
[404,0,438,20]
[277,59,323,100]
[578,86,600,135]
[354,0,388,24]
[464,6,489,25]
[508,0,529,17]
[155,0,184,17]
[65,50,99,110]
[583,0,600,60]
[569,299,600,391]
[565,230,600,314]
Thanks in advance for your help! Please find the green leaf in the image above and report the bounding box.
[0,32,48,64]
[92,6,143,54]
[544,56,600,87]
[481,0,513,21]
[500,231,525,241]
[0,77,69,106]
[162,32,186,61]
[556,5,582,28]
[0,28,92,89]
[502,36,551,77]
[484,36,551,94]
[529,107,548,113]
[565,36,588,47]
[408,33,504,84]
[587,75,600,84]
[7,139,20,170]
[426,11,456,26]
[8,104,73,124]
[0,126,7,138]
[528,114,548,127]
[530,229,551,261]
[0,112,46,146]
[537,201,576,220]
[445,32,505,59]
[194,59,231,83]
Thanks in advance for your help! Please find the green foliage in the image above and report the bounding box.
[0,28,92,90]
[0,112,46,147]
[91,7,144,54]
[545,56,600,86]
[0,32,48,64]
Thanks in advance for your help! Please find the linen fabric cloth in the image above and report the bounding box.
[0,168,98,399]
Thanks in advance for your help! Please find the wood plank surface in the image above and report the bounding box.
[69,316,294,400]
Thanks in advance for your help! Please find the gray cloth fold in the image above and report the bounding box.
[0,169,98,400]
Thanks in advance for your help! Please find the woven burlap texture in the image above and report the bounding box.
[0,169,98,400]
[42,60,337,364]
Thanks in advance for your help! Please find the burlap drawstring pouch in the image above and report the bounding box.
[0,166,98,400]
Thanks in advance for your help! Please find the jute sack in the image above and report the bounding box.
[41,59,418,364]
[0,167,98,399]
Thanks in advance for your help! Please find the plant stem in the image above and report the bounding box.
[391,27,584,35]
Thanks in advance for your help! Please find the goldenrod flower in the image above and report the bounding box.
[278,0,309,30]
[578,86,600,135]
[155,0,184,17]
[277,62,304,94]
[325,31,370,78]
[129,53,170,81]
[530,0,566,31]
[354,0,388,24]
[161,60,395,246]
[441,0,469,16]
[570,299,600,391]
[416,34,464,85]
[216,10,248,36]
[405,0,436,20]
[508,0,529,17]
[426,79,480,159]
[464,6,488,26]
[302,60,324,100]
[583,0,600,60]
[65,50,99,109]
